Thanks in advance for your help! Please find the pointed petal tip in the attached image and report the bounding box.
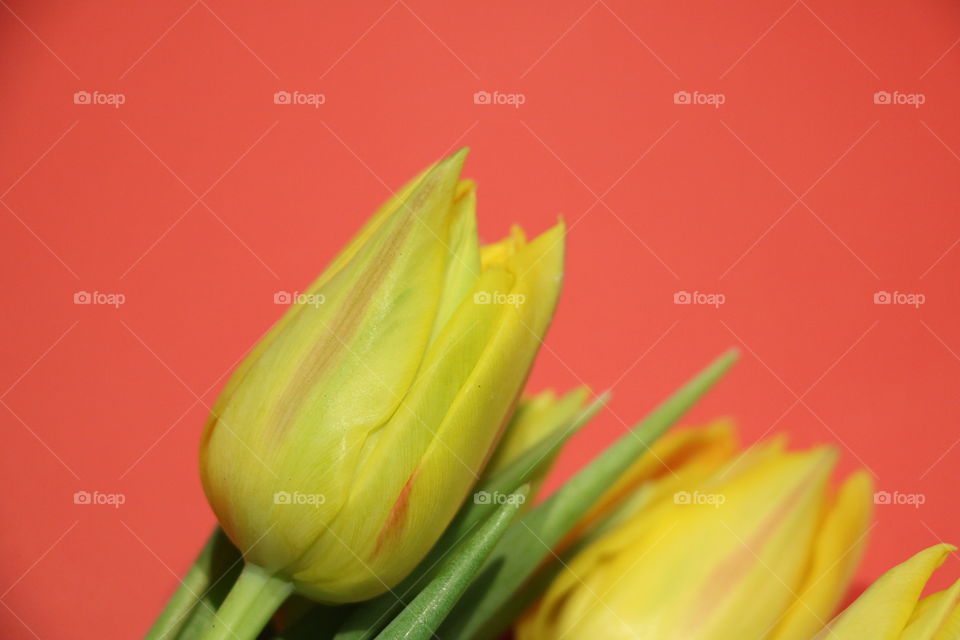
[447,146,470,165]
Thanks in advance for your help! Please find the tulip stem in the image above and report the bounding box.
[201,563,293,640]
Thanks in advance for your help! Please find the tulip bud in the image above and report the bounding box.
[518,424,873,640]
[200,149,567,603]
[481,387,591,494]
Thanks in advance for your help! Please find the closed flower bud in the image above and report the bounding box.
[200,149,566,603]
[518,423,873,640]
[481,387,591,494]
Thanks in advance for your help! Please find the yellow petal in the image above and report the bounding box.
[480,224,526,268]
[205,157,437,430]
[572,419,739,539]
[813,544,956,640]
[902,578,960,640]
[933,594,960,640]
[770,470,874,640]
[525,442,837,640]
[430,179,480,343]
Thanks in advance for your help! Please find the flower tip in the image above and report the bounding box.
[446,146,470,166]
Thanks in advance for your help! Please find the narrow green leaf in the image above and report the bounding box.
[326,395,607,640]
[438,349,738,640]
[374,486,528,640]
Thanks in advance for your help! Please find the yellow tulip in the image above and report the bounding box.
[517,423,874,640]
[200,149,566,603]
[813,543,959,640]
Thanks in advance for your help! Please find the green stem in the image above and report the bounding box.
[145,529,220,640]
[146,526,243,640]
[201,563,293,640]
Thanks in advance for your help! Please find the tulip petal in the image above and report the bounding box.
[933,594,960,640]
[813,544,956,640]
[430,179,480,343]
[902,578,960,640]
[573,419,738,538]
[206,157,437,424]
[523,446,835,640]
[770,470,874,640]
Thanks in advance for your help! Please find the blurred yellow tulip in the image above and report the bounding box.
[200,149,567,603]
[517,422,873,640]
[481,387,591,496]
[814,543,959,640]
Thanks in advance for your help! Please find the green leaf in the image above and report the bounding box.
[144,527,243,640]
[326,395,607,640]
[374,486,528,640]
[438,349,738,640]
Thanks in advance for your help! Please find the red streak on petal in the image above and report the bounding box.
[270,173,442,439]
[373,469,418,558]
[680,462,825,635]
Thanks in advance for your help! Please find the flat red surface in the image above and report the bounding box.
[2,1,959,637]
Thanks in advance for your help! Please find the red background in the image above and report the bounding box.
[2,1,959,637]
